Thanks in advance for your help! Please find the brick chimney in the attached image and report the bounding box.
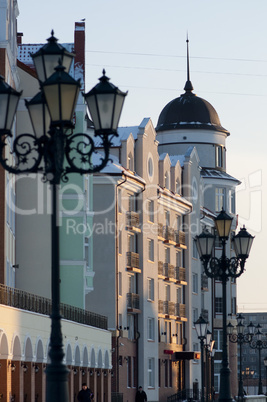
[74,22,85,91]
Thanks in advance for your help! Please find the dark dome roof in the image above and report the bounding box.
[156,80,229,135]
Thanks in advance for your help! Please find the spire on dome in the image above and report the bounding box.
[184,34,194,93]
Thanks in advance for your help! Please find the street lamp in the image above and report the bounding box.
[194,315,209,402]
[227,314,255,401]
[195,209,254,402]
[0,32,127,402]
[249,324,267,395]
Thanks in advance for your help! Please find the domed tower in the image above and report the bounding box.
[156,39,229,172]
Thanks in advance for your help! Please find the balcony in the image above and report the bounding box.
[175,303,186,320]
[175,230,187,249]
[158,300,175,317]
[163,263,175,281]
[201,274,209,291]
[127,293,141,313]
[126,251,141,273]
[175,266,187,284]
[163,226,176,244]
[126,211,141,232]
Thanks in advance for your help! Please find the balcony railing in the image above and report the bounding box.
[161,301,175,316]
[126,251,140,270]
[127,293,140,310]
[158,261,163,276]
[175,303,186,318]
[175,230,186,246]
[126,211,140,229]
[164,226,175,242]
[175,266,186,282]
[0,284,107,329]
[163,263,175,279]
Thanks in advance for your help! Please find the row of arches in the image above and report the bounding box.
[0,331,110,368]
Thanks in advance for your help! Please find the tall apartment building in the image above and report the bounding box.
[88,48,241,400]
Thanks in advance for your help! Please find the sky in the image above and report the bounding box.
[17,0,267,313]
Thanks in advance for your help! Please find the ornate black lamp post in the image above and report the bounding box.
[0,32,127,402]
[195,209,254,402]
[195,315,209,402]
[227,314,255,400]
[249,324,267,395]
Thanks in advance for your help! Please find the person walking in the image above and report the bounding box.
[77,383,94,402]
[135,386,147,402]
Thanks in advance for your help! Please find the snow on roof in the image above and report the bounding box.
[201,168,241,183]
[169,154,185,167]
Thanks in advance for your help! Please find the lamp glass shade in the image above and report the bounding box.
[195,229,215,259]
[0,76,21,133]
[194,316,208,339]
[31,31,75,82]
[25,91,50,138]
[255,329,263,341]
[247,322,255,335]
[227,322,234,335]
[205,330,212,346]
[264,357,267,367]
[232,226,254,259]
[237,322,245,335]
[84,70,127,135]
[42,64,80,127]
[215,209,233,239]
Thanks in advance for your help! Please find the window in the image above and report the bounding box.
[176,251,182,267]
[148,278,154,301]
[129,194,136,212]
[118,272,122,296]
[229,189,235,214]
[148,157,153,178]
[215,145,224,168]
[215,188,225,211]
[148,200,154,222]
[214,329,223,351]
[148,239,154,261]
[214,361,222,392]
[128,234,136,252]
[148,318,155,341]
[127,314,135,341]
[215,297,223,313]
[192,308,198,327]
[128,274,135,293]
[176,287,182,304]
[148,358,155,388]
[165,284,170,301]
[165,247,170,263]
[165,210,170,226]
[192,273,198,294]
